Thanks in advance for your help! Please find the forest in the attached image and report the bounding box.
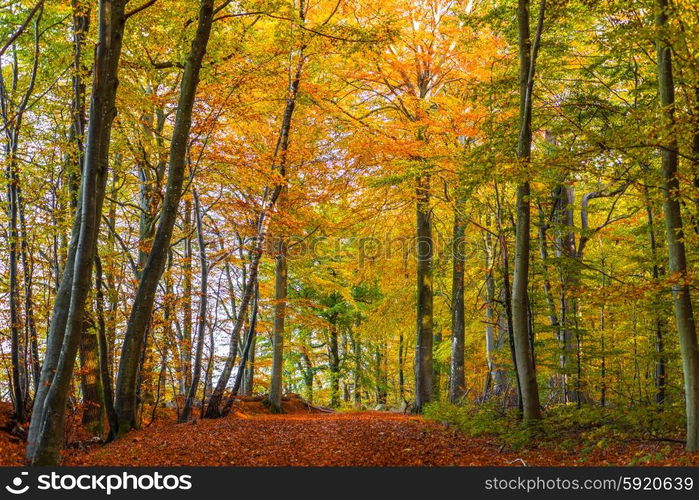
[1,0,699,467]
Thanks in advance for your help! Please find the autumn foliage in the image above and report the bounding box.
[1,0,699,466]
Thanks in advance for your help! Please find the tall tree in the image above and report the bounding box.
[180,190,208,422]
[449,194,466,403]
[511,0,545,422]
[114,0,216,436]
[655,0,699,451]
[267,6,306,412]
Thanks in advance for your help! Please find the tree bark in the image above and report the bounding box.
[95,254,117,440]
[655,0,699,451]
[181,198,193,394]
[180,190,207,422]
[413,172,434,412]
[329,322,341,408]
[79,311,103,435]
[268,233,288,412]
[512,0,544,422]
[449,198,466,402]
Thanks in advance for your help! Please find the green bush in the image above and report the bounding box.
[423,399,686,453]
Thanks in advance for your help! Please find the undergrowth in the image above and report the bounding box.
[423,399,686,454]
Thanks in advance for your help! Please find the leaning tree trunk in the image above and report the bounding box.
[114,0,215,437]
[27,0,126,465]
[220,282,260,416]
[656,0,699,451]
[267,37,305,413]
[205,56,300,417]
[180,190,208,422]
[204,223,269,417]
[511,0,545,422]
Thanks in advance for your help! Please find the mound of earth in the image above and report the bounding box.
[228,393,333,417]
[0,402,26,466]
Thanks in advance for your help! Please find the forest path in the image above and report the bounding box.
[66,411,523,466]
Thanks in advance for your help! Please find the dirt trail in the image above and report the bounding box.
[3,400,696,466]
[67,411,518,466]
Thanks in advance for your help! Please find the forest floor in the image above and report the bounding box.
[1,400,698,466]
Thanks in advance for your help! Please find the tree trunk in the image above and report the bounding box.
[656,0,699,451]
[180,190,208,422]
[18,189,40,396]
[512,0,544,422]
[352,330,361,406]
[181,198,193,394]
[495,184,522,409]
[449,199,466,403]
[115,0,215,436]
[267,31,305,411]
[242,331,256,396]
[79,311,103,435]
[268,233,288,412]
[95,254,117,440]
[413,173,433,412]
[484,228,507,398]
[220,282,259,415]
[329,323,340,408]
[643,189,667,406]
[398,333,405,403]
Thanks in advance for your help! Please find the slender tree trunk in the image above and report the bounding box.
[398,333,405,403]
[181,198,193,394]
[180,191,208,422]
[7,150,24,421]
[352,330,361,406]
[484,229,507,398]
[18,189,40,396]
[242,331,256,396]
[656,0,699,451]
[300,351,314,403]
[555,185,585,404]
[449,199,466,402]
[495,184,522,409]
[115,0,215,436]
[643,189,667,406]
[220,282,259,415]
[267,32,305,411]
[512,0,545,422]
[95,254,117,440]
[329,322,340,408]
